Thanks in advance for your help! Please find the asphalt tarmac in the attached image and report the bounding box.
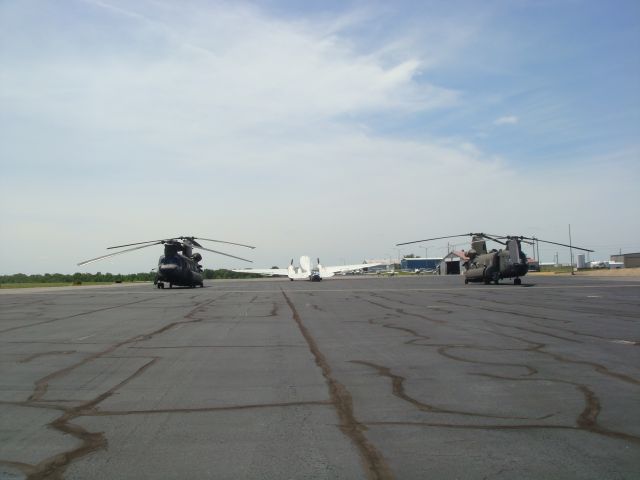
[1,275,639,479]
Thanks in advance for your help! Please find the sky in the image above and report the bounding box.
[1,0,639,274]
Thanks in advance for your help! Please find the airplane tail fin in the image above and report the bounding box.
[318,258,335,279]
[288,258,308,280]
[300,256,312,273]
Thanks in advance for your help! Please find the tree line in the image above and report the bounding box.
[0,269,261,284]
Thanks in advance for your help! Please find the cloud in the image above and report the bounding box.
[0,1,638,273]
[494,115,519,125]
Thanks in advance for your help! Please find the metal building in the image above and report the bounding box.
[438,251,469,275]
[610,253,640,268]
[400,257,442,272]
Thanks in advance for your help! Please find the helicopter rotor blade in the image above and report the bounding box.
[190,237,256,249]
[396,234,473,246]
[78,242,164,266]
[526,237,594,252]
[107,239,171,250]
[194,246,253,262]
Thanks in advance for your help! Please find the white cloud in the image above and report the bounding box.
[494,115,519,125]
[0,1,638,273]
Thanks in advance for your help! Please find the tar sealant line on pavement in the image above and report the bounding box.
[281,289,395,480]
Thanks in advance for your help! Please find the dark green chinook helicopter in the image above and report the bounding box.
[78,236,255,289]
[397,233,593,285]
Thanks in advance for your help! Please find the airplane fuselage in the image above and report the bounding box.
[234,256,380,281]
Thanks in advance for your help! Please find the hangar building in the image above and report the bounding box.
[400,257,442,271]
[610,253,640,268]
[439,251,469,275]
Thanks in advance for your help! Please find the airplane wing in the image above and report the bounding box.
[232,268,289,277]
[320,263,382,277]
[331,262,382,273]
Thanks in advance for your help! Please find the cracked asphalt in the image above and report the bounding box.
[1,275,639,479]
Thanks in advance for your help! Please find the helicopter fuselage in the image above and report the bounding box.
[397,232,592,287]
[77,235,254,289]
[155,253,204,288]
[464,239,528,285]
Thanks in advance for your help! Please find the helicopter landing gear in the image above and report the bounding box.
[514,278,522,285]
[169,283,173,289]
[493,273,500,285]
[157,282,164,289]
[464,278,469,284]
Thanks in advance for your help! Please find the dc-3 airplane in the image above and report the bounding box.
[233,256,380,281]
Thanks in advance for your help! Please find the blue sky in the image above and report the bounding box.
[1,0,638,273]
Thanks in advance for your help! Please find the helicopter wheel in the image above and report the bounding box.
[514,278,522,285]
[464,278,469,284]
[157,283,164,289]
[200,282,204,288]
[493,274,500,285]
[169,283,173,289]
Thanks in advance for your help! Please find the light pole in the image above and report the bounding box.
[569,224,575,275]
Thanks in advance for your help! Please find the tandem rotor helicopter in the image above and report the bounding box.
[78,236,255,289]
[397,233,593,285]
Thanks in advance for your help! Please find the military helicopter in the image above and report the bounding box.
[78,236,255,289]
[397,233,593,285]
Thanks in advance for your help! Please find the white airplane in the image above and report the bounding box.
[234,256,380,281]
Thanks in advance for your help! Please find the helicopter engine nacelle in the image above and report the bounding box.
[466,249,477,260]
[191,253,202,263]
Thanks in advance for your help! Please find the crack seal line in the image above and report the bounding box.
[281,290,394,480]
